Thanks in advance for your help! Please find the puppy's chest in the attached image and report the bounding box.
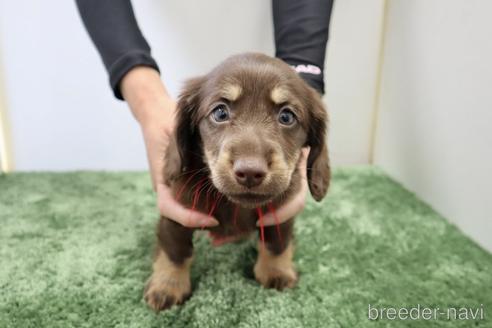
[208,204,258,238]
[172,174,299,241]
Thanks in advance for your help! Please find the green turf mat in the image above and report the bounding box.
[1,167,491,327]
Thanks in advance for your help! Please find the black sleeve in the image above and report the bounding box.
[76,0,160,100]
[272,0,334,94]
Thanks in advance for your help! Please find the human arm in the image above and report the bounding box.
[76,1,218,227]
[120,67,219,227]
[264,0,333,226]
[273,0,334,94]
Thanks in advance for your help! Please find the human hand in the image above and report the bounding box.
[121,67,219,228]
[258,147,310,226]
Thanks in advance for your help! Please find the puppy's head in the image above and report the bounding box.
[171,53,330,208]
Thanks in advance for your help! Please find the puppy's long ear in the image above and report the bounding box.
[163,76,206,184]
[305,88,331,201]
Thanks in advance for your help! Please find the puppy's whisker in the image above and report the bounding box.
[183,149,205,159]
[207,192,222,219]
[175,170,204,202]
[204,183,213,211]
[198,180,215,210]
[191,177,207,215]
[186,175,208,193]
[172,167,208,181]
[196,179,212,195]
[205,183,219,203]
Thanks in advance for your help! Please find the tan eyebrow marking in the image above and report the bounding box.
[221,84,242,101]
[270,86,289,104]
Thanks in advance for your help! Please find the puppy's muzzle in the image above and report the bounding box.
[233,157,268,188]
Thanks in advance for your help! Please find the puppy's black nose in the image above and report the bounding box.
[233,158,267,188]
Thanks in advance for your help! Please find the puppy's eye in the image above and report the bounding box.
[278,108,297,126]
[211,104,230,123]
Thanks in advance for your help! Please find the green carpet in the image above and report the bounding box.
[1,167,491,327]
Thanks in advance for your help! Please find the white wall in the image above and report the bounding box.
[0,51,9,172]
[0,0,384,171]
[0,67,4,171]
[374,0,492,251]
[325,0,385,164]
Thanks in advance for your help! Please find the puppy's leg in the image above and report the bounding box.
[144,217,194,311]
[254,219,297,290]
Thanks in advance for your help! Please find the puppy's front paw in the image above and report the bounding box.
[254,241,297,291]
[144,250,192,312]
[144,273,191,311]
[254,264,298,290]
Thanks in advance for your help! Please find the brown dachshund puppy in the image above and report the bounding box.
[144,53,330,311]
